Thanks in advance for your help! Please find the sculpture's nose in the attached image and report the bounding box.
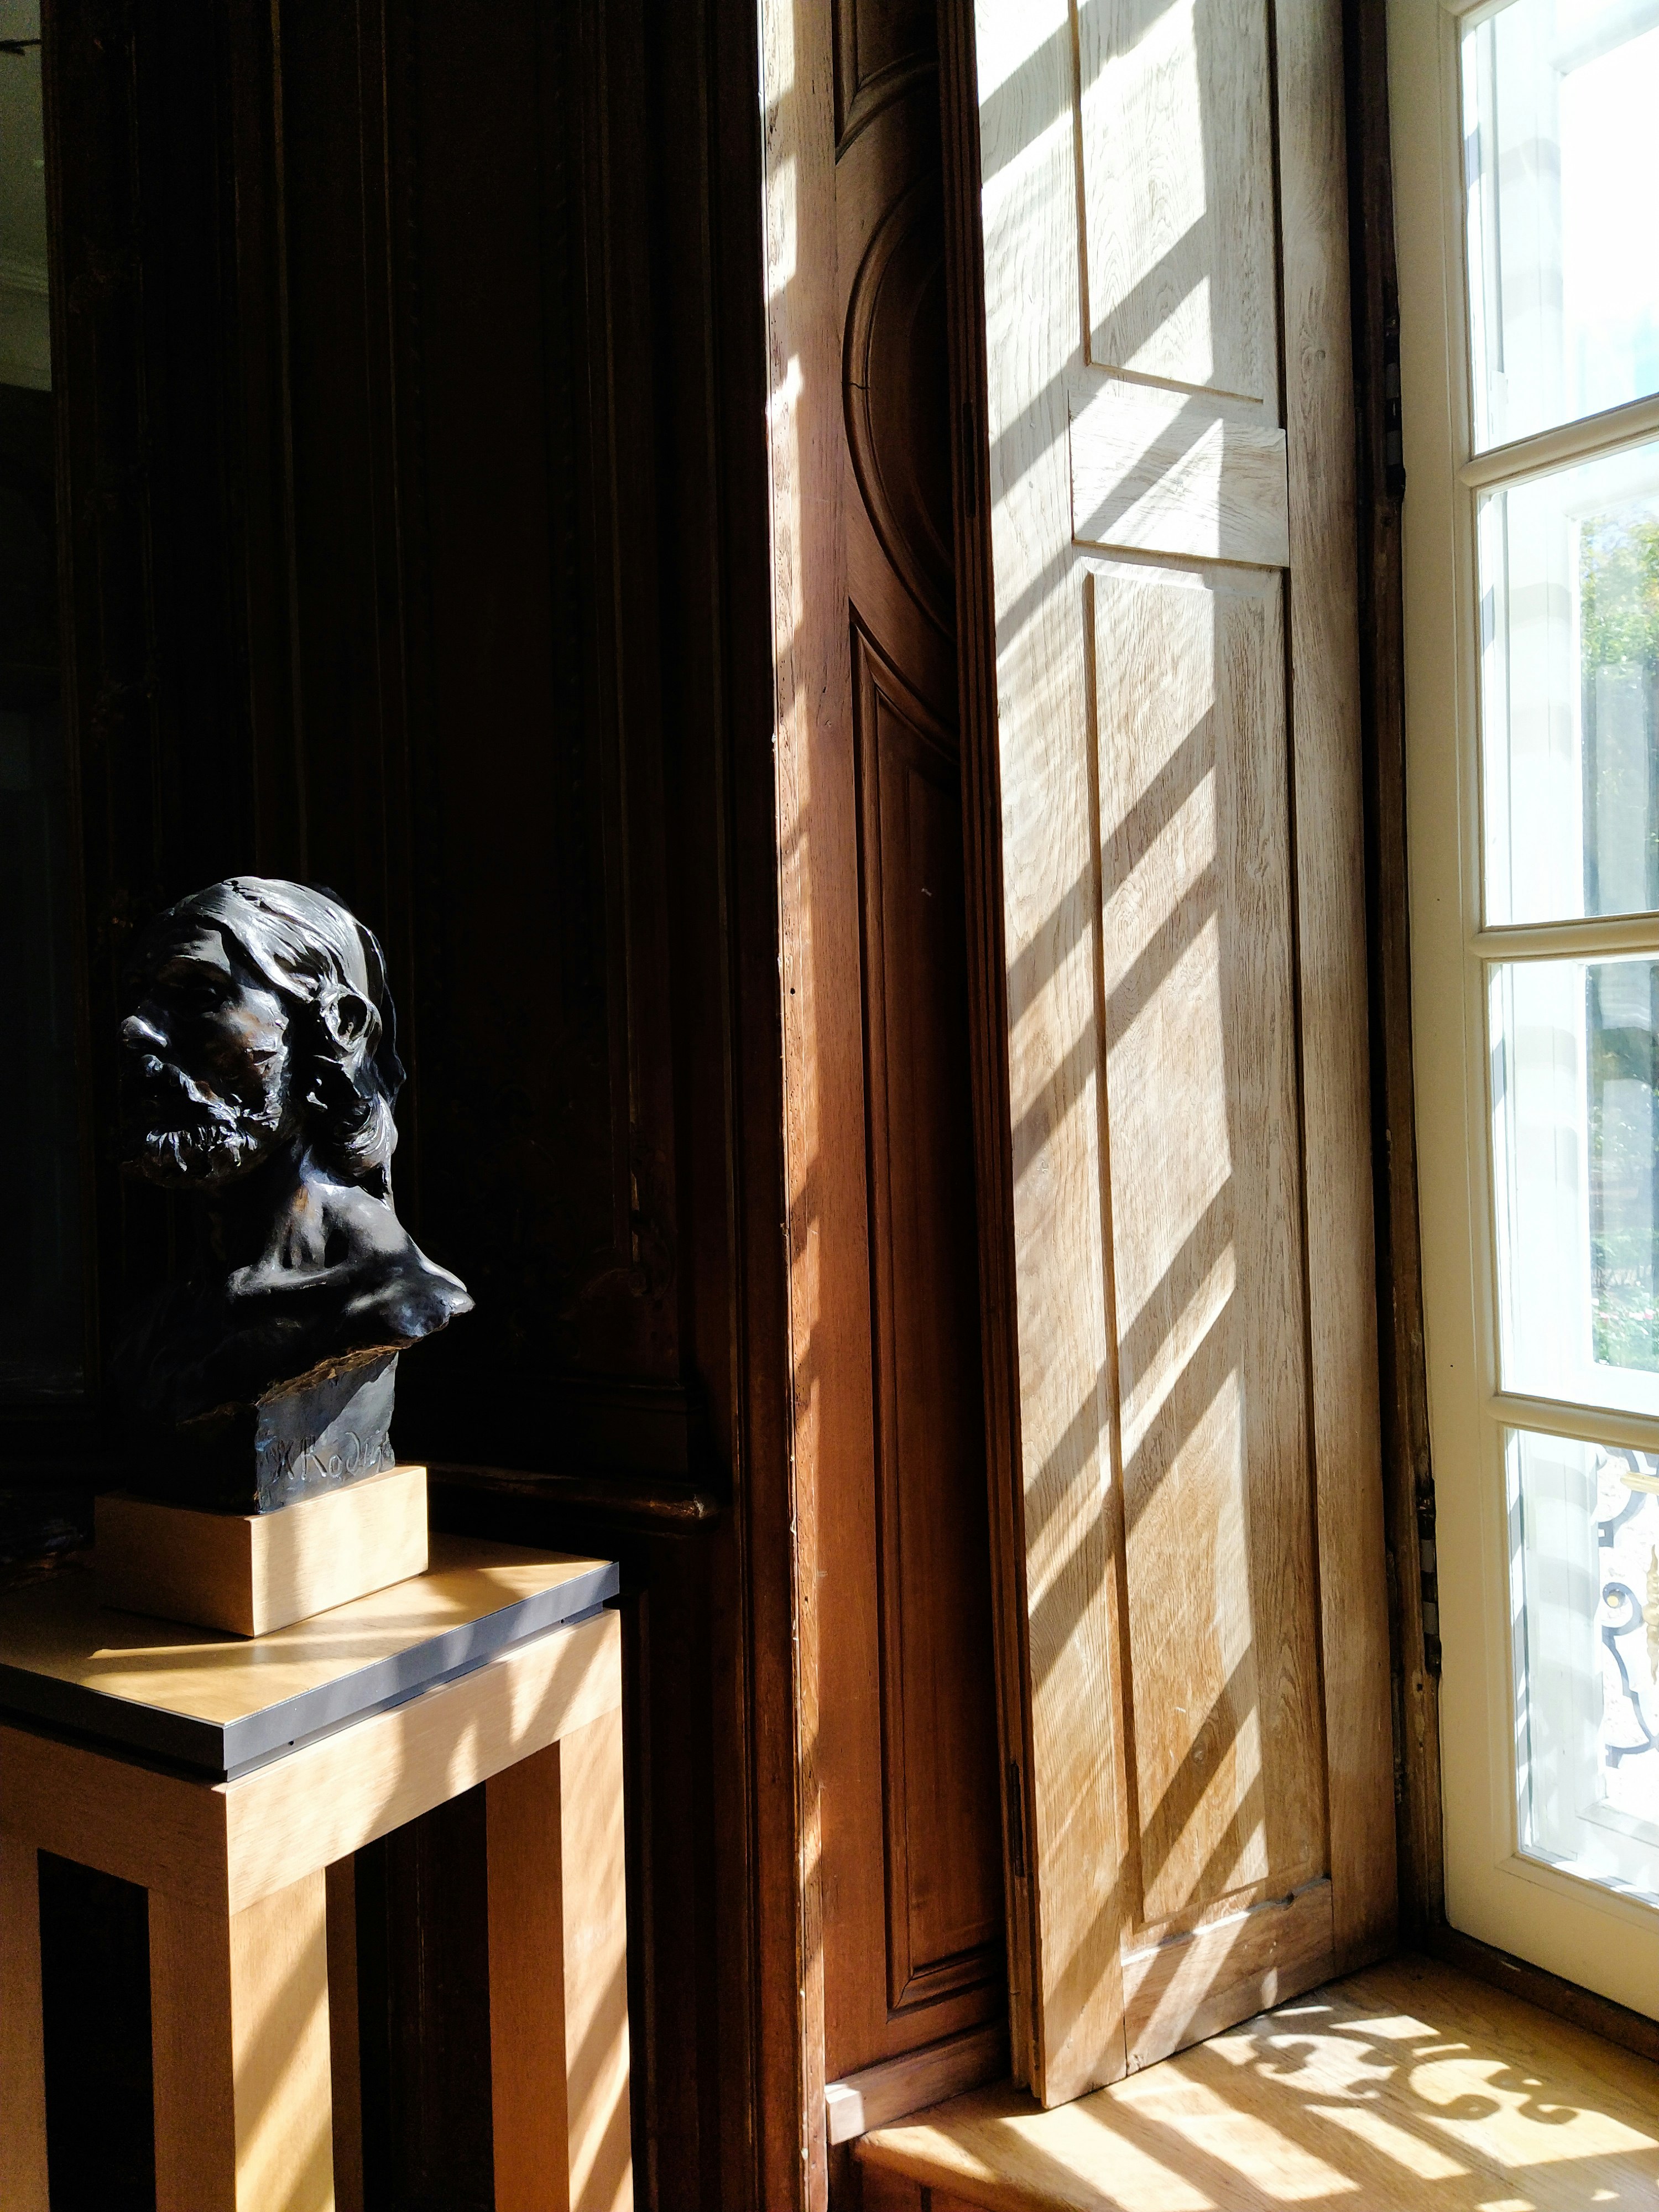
[121,1010,168,1056]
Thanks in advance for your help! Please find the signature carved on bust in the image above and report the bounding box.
[113,877,471,1509]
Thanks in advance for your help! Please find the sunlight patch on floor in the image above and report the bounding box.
[857,1956,1659,2211]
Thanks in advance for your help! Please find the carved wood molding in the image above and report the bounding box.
[843,176,953,637]
[430,1465,723,1533]
[832,0,936,150]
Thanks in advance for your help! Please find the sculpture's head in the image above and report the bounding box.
[119,877,404,1190]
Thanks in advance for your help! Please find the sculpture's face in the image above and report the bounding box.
[119,920,295,1186]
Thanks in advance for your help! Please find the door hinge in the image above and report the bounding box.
[1384,320,1406,503]
[1417,1467,1442,1676]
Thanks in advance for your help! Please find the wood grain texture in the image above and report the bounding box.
[1275,0,1397,1972]
[0,1535,604,1728]
[857,1955,1659,2211]
[937,0,1039,2088]
[149,1892,240,2212]
[854,631,1004,2023]
[0,1838,47,2212]
[1094,566,1325,1943]
[974,0,1129,2107]
[825,2020,1008,2143]
[0,1721,230,1905]
[151,1874,335,2212]
[4,1613,625,2206]
[1120,1879,1333,2070]
[229,1874,336,2212]
[489,1744,570,2211]
[965,0,1389,2107]
[33,3,795,2201]
[1077,0,1277,406]
[556,1710,634,2211]
[759,0,849,2177]
[96,1466,430,1639]
[1343,0,1445,1943]
[487,1722,634,2212]
[856,2166,927,2212]
[1069,381,1290,567]
[0,1604,622,1912]
[834,0,935,143]
[842,179,958,645]
[1426,1921,1659,2069]
[223,1606,623,1913]
[837,3,1011,2091]
[766,0,1006,2152]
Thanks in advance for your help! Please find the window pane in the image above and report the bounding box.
[0,0,83,1398]
[1510,1426,1659,1903]
[1491,956,1659,1412]
[1479,441,1659,926]
[1463,0,1659,453]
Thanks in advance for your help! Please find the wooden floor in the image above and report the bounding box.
[855,1956,1659,2211]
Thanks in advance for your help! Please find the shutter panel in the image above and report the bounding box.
[959,0,1395,2103]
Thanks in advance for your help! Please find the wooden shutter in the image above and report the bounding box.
[947,0,1396,2104]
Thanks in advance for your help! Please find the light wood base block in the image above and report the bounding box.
[96,1463,430,1636]
[0,1589,632,2211]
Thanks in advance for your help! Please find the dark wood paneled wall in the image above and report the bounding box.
[760,0,1006,2168]
[853,634,1001,2031]
[16,2,799,2206]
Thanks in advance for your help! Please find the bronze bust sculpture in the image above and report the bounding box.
[113,877,471,1511]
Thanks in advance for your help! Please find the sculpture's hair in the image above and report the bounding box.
[159,877,405,1183]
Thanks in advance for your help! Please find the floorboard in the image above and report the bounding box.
[855,1953,1659,2209]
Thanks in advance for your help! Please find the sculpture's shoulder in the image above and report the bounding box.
[302,1178,474,1347]
[222,1167,472,1354]
[280,1177,471,1345]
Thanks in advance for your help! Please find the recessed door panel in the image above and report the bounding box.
[957,0,1393,2103]
[857,632,1004,2013]
[1093,566,1323,1941]
[782,0,1009,2094]
[1078,0,1276,406]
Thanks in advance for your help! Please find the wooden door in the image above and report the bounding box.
[760,0,1009,2149]
[947,0,1397,2105]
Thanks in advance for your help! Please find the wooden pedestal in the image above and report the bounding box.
[96,1464,430,1636]
[0,1540,633,2212]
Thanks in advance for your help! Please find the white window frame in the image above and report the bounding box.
[1391,0,1659,2016]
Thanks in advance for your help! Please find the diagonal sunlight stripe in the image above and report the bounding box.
[1310,2105,1469,2182]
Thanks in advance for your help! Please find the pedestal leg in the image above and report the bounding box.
[0,1838,48,2212]
[488,1742,566,2212]
[150,1871,335,2212]
[487,1708,632,2212]
[325,1858,365,2212]
[559,1710,632,2212]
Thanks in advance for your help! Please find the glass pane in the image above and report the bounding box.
[1491,956,1659,1413]
[1510,1426,1659,1903]
[1463,0,1659,453]
[0,0,83,1398]
[1479,440,1659,926]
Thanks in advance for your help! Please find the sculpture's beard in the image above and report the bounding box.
[126,1063,285,1187]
